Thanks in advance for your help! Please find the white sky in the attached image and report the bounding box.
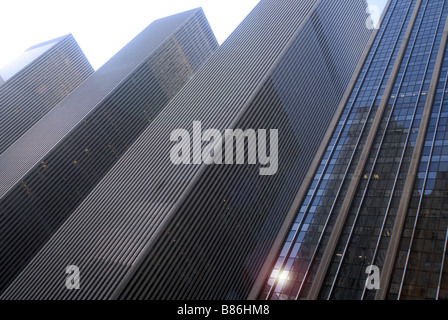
[0,0,387,71]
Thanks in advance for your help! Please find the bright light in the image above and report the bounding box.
[279,270,290,282]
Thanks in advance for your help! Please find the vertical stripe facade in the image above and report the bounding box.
[0,8,217,295]
[0,34,93,154]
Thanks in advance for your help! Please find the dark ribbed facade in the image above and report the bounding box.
[0,8,217,295]
[1,0,371,300]
[0,34,93,155]
[257,0,448,300]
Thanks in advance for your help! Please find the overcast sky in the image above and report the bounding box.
[0,0,388,71]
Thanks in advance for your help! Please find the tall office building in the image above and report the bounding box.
[257,0,448,300]
[1,0,371,300]
[0,8,217,295]
[0,34,93,154]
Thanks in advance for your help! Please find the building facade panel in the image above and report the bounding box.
[320,0,448,300]
[0,8,217,295]
[2,0,371,300]
[388,24,448,300]
[0,34,93,155]
[261,0,448,300]
[261,0,417,300]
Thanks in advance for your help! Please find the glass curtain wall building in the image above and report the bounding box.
[0,34,93,154]
[1,0,371,300]
[258,0,448,300]
[0,8,217,295]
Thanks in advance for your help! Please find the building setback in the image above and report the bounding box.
[0,8,217,295]
[257,0,448,300]
[1,0,371,299]
[0,34,93,155]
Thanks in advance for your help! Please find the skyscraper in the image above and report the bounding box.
[1,0,371,300]
[0,8,217,295]
[257,0,448,300]
[0,34,93,155]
